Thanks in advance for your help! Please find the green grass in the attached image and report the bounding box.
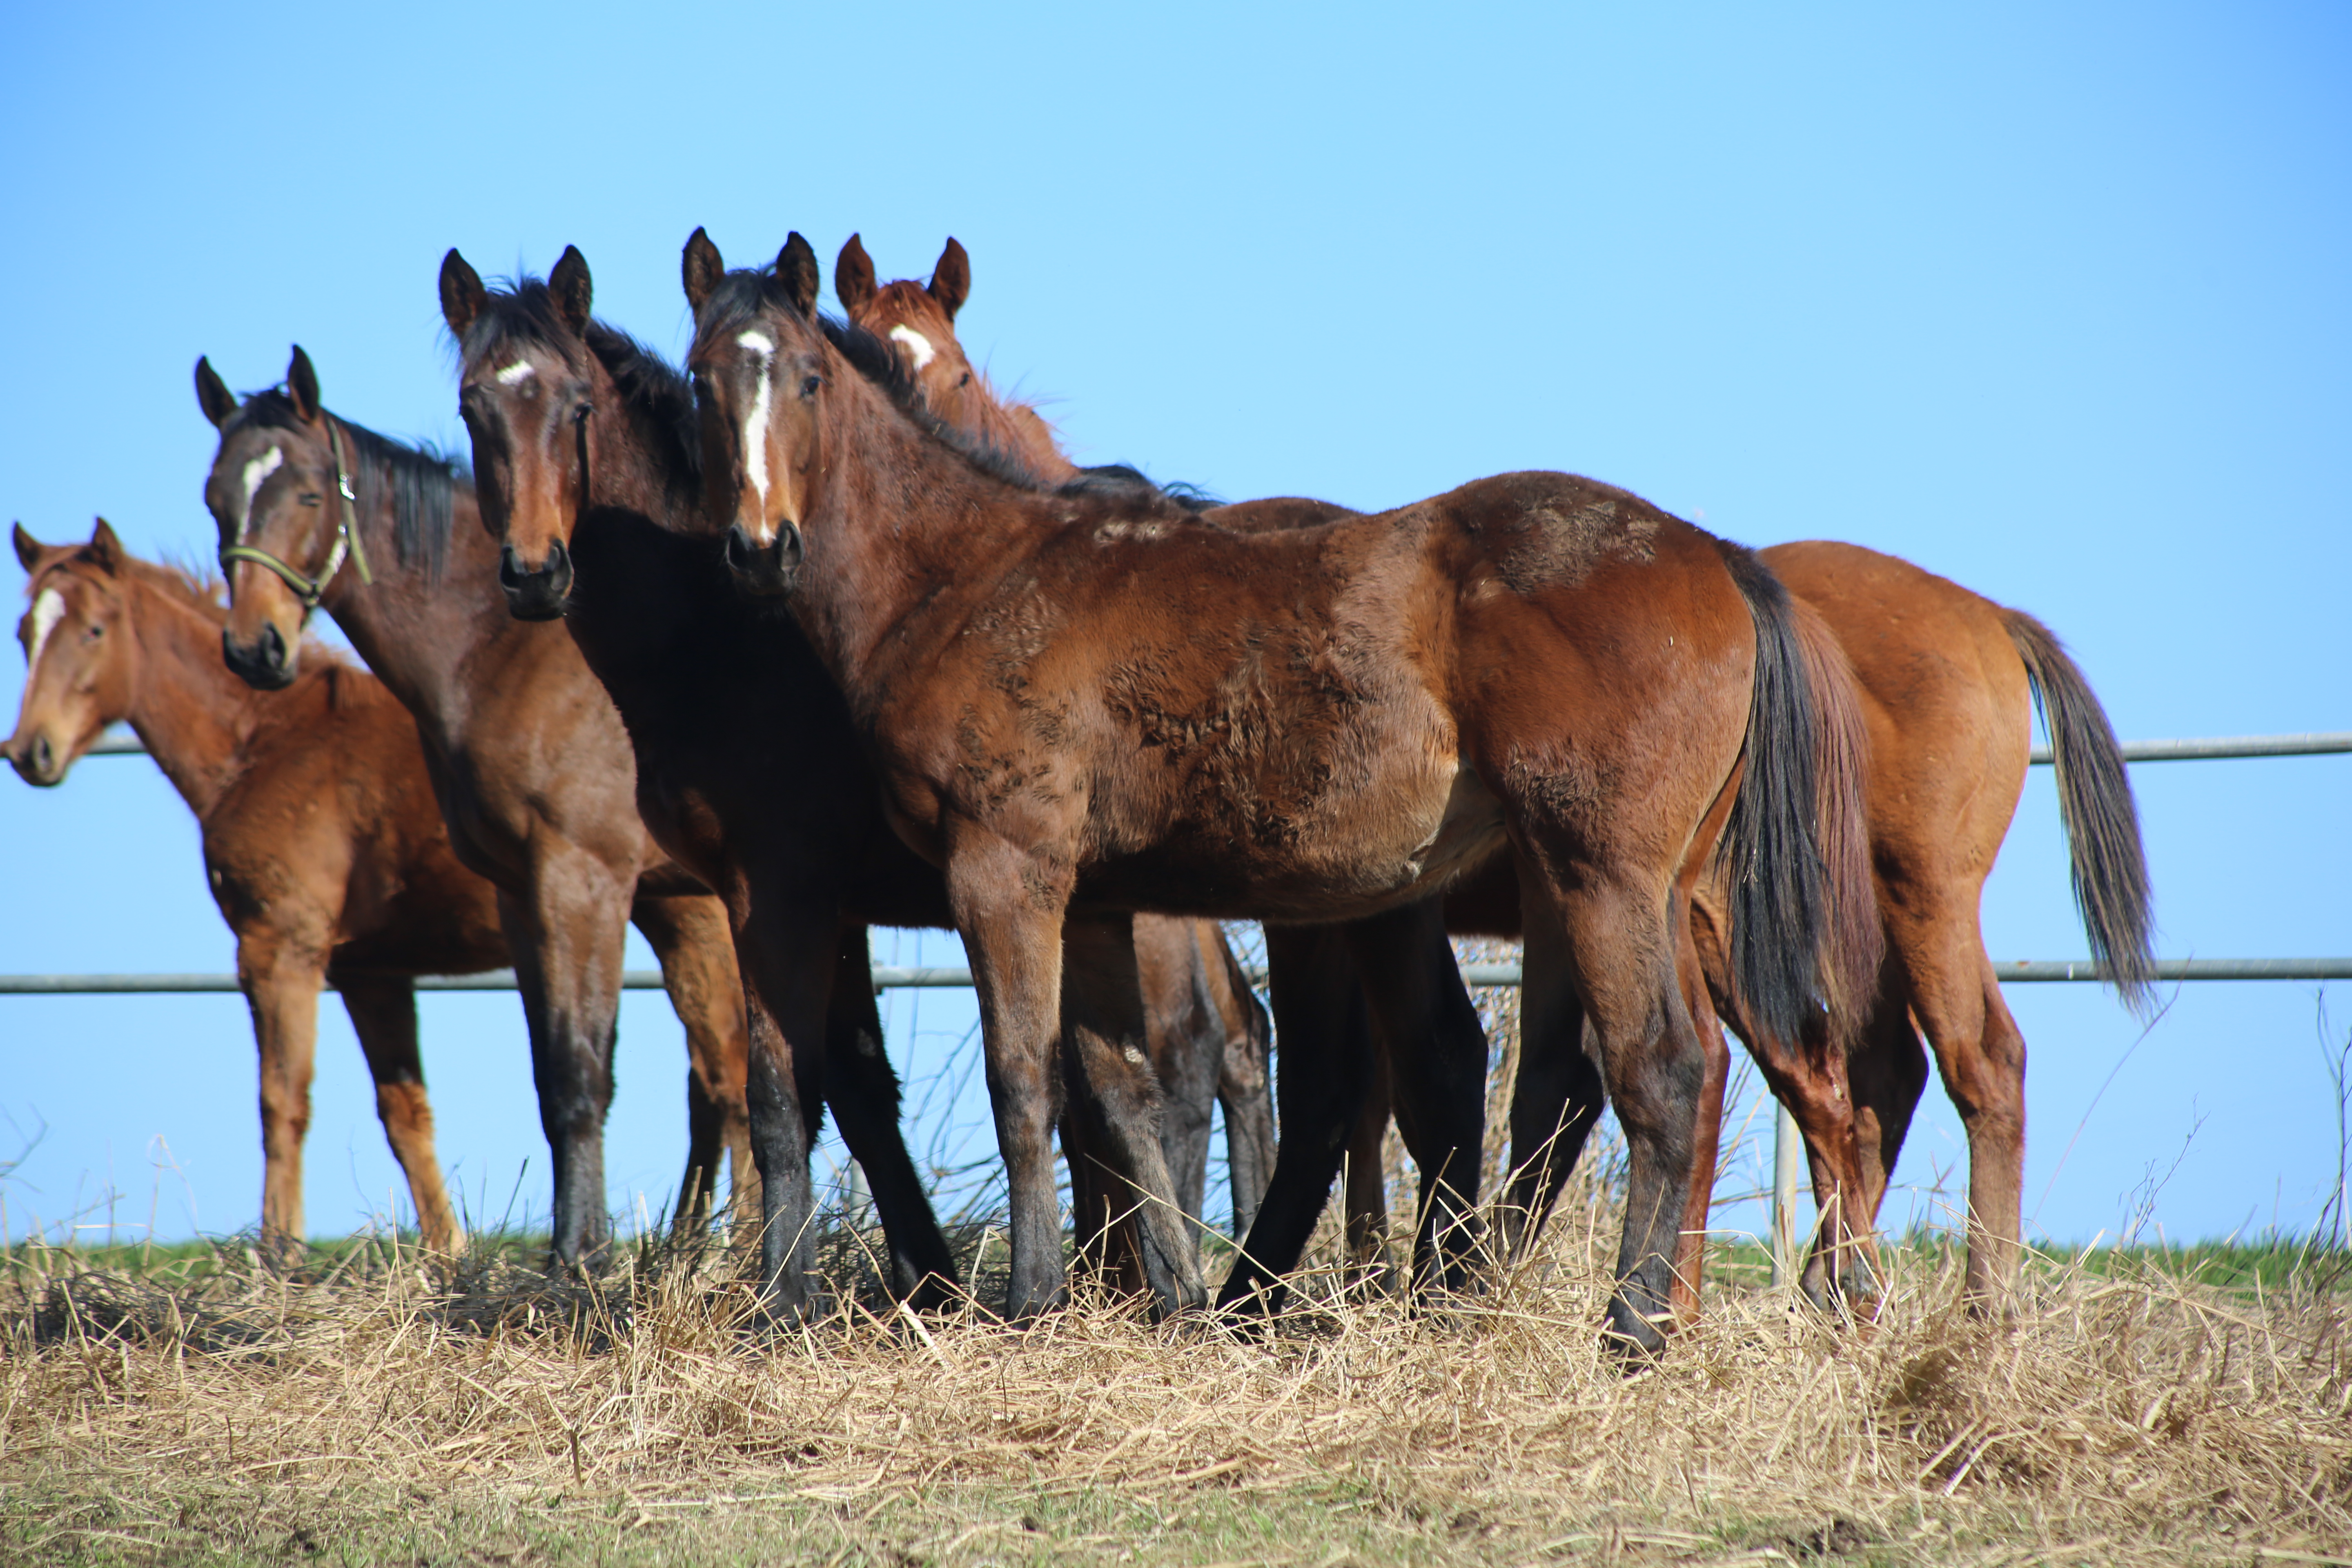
[0,1471,2027,1567]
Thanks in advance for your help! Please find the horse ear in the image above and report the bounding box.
[682,227,724,315]
[835,234,877,317]
[86,518,124,574]
[195,356,240,429]
[549,246,594,333]
[286,346,322,423]
[777,233,820,318]
[12,522,42,572]
[440,249,486,338]
[928,238,971,321]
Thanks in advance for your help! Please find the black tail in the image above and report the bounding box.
[2003,610,2156,1013]
[1715,545,1882,1049]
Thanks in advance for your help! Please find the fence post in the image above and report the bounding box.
[1771,1102,1803,1287]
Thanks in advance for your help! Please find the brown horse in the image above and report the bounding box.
[1736,542,2150,1304]
[836,234,1279,1234]
[835,238,2152,1314]
[678,233,1878,1348]
[7,520,503,1255]
[195,350,762,1263]
[825,247,1509,1303]
[435,247,1267,1316]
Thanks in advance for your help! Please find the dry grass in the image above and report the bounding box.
[6,955,2348,1565]
[3,1198,2348,1567]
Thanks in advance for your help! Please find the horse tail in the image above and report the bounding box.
[2001,608,2156,1014]
[1715,544,1884,1049]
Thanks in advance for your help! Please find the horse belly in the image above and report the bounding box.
[1082,740,1501,923]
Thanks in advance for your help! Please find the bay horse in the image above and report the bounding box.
[826,238,2154,1318]
[845,239,2152,1314]
[7,520,503,1256]
[1338,542,2153,1313]
[836,234,1280,1233]
[680,233,1878,1350]
[195,350,766,1264]
[436,247,1266,1318]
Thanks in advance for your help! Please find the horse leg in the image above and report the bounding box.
[1134,915,1222,1227]
[1206,928,1277,1239]
[1343,898,1488,1296]
[1342,1032,1395,1289]
[1528,855,1708,1357]
[727,902,840,1318]
[1494,893,1605,1262]
[1060,909,1205,1318]
[1215,922,1373,1311]
[946,847,1080,1321]
[816,921,958,1308]
[240,939,324,1265]
[1902,914,2028,1312]
[495,858,631,1271]
[1666,909,1731,1327]
[331,972,461,1255]
[630,892,756,1232]
[1845,965,1932,1230]
[1691,883,1881,1314]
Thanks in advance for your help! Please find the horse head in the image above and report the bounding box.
[440,248,605,621]
[682,227,826,597]
[7,520,135,785]
[196,348,363,687]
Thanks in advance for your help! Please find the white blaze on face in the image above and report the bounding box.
[25,587,66,676]
[734,330,777,539]
[887,324,936,372]
[495,360,536,386]
[236,445,283,541]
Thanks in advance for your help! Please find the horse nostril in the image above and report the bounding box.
[498,540,573,621]
[260,622,287,670]
[31,735,54,777]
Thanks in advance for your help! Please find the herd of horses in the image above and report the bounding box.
[5,228,2154,1355]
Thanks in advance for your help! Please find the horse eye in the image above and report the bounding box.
[87,624,103,640]
[958,371,972,388]
[801,375,822,398]
[574,402,595,424]
[298,492,323,507]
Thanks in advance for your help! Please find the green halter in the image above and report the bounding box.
[219,419,376,610]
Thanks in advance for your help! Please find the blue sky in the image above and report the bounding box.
[2,3,2346,1252]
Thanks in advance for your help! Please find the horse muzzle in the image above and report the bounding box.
[222,624,296,691]
[499,540,574,622]
[724,521,803,597]
[5,729,65,787]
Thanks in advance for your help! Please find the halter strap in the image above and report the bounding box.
[219,420,376,611]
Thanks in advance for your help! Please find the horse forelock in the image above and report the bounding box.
[457,279,586,373]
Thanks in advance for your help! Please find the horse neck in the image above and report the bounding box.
[314,434,506,727]
[966,379,1080,485]
[796,364,1066,702]
[584,350,704,537]
[116,572,271,819]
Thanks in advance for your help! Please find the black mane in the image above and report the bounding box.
[225,390,467,581]
[695,267,1207,519]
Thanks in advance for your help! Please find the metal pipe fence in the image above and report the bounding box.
[19,727,2352,1283]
